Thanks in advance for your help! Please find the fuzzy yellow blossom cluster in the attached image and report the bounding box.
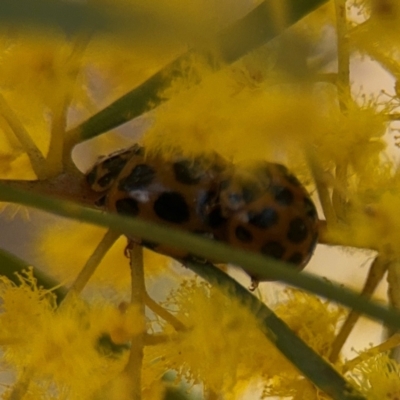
[143,64,327,165]
[347,353,400,400]
[34,222,170,290]
[2,0,400,399]
[0,32,84,179]
[0,0,261,180]
[0,268,398,399]
[274,289,346,357]
[0,269,161,399]
[331,190,400,254]
[146,281,344,399]
[351,0,400,49]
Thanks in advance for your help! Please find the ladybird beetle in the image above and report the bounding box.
[86,145,318,284]
[87,145,229,258]
[218,161,318,282]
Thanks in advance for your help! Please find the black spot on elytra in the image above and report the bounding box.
[248,208,278,228]
[115,198,140,216]
[287,217,308,243]
[287,252,303,265]
[118,164,156,191]
[304,197,318,220]
[261,241,285,259]
[270,185,294,206]
[102,153,130,173]
[206,207,226,228]
[86,169,98,186]
[197,189,222,224]
[154,192,190,223]
[173,160,203,185]
[235,226,253,242]
[92,155,131,188]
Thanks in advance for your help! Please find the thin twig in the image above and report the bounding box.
[306,152,337,226]
[387,259,400,310]
[332,163,348,221]
[144,292,187,332]
[62,229,121,302]
[0,93,48,179]
[123,244,145,400]
[329,256,389,362]
[57,31,94,172]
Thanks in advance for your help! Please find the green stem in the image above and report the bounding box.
[65,0,328,145]
[124,244,145,400]
[1,182,400,329]
[185,259,365,400]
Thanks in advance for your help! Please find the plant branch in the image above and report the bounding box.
[0,171,99,207]
[185,259,365,400]
[306,152,337,225]
[329,255,389,362]
[48,31,93,175]
[1,182,400,330]
[123,244,145,400]
[0,93,48,179]
[62,229,121,302]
